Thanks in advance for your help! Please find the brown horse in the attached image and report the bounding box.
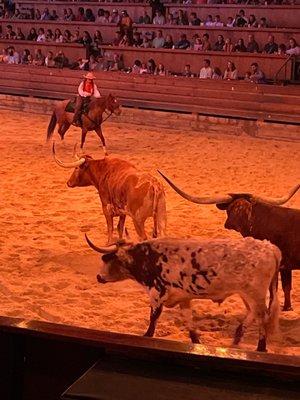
[46,94,121,154]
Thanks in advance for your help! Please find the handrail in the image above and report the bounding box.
[274,54,293,83]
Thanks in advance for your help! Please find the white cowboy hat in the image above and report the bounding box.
[83,72,96,80]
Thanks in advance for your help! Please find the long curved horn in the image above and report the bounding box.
[52,142,85,169]
[158,171,233,204]
[85,234,117,254]
[253,184,300,205]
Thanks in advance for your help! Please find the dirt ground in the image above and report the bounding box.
[0,109,299,355]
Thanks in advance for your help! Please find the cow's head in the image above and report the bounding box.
[85,235,133,284]
[158,170,300,235]
[52,142,94,187]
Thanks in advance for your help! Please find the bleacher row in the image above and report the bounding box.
[0,1,300,125]
[12,1,300,28]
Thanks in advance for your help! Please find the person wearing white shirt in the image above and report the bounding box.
[199,59,213,79]
[36,28,46,42]
[153,10,165,25]
[152,30,165,48]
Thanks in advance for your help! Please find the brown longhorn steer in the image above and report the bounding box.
[53,145,167,244]
[159,171,300,311]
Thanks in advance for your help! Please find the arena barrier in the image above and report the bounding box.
[0,316,299,400]
[0,19,299,49]
[15,1,300,28]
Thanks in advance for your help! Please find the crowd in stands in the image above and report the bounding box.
[1,21,299,56]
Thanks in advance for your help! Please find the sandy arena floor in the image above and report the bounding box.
[0,109,299,355]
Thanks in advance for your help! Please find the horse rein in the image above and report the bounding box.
[84,109,113,126]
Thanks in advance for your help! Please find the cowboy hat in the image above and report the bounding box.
[83,72,96,80]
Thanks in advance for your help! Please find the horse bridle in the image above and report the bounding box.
[84,108,113,126]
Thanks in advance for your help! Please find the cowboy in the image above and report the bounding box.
[73,72,101,126]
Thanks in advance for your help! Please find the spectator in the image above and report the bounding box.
[249,62,266,83]
[149,0,165,20]
[223,61,238,80]
[204,14,214,27]
[201,33,211,51]
[234,38,247,52]
[93,30,103,47]
[199,59,213,79]
[212,67,222,79]
[110,9,121,24]
[131,59,142,74]
[175,34,190,50]
[153,10,165,25]
[140,35,152,48]
[45,29,54,42]
[286,37,300,55]
[54,50,69,68]
[163,34,174,49]
[119,34,130,47]
[21,49,30,64]
[155,63,166,76]
[263,35,278,54]
[166,13,176,25]
[193,37,203,51]
[76,7,86,22]
[258,17,268,28]
[244,71,251,82]
[97,9,106,23]
[5,25,16,39]
[85,8,95,22]
[119,10,133,42]
[177,9,188,25]
[0,49,8,63]
[132,32,143,47]
[152,30,165,48]
[246,34,259,53]
[65,8,75,21]
[36,28,46,42]
[32,48,44,66]
[45,51,55,68]
[101,10,110,24]
[27,28,37,41]
[15,27,25,40]
[41,8,51,21]
[182,64,193,77]
[277,43,287,55]
[63,30,72,43]
[213,15,224,27]
[138,10,151,24]
[223,38,234,52]
[189,12,201,26]
[214,35,225,51]
[113,31,123,46]
[140,62,148,74]
[54,28,63,43]
[247,14,257,27]
[147,58,156,74]
[234,9,248,27]
[109,53,124,71]
[88,54,99,71]
[72,30,81,43]
[226,17,235,27]
[35,9,41,20]
[51,10,59,21]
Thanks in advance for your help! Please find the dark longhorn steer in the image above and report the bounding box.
[85,235,280,352]
[158,171,300,311]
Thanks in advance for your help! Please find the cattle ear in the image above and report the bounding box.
[216,203,229,210]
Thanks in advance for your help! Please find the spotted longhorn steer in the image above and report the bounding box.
[52,144,167,243]
[86,235,280,352]
[159,172,300,311]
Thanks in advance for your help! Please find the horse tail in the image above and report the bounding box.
[47,112,57,141]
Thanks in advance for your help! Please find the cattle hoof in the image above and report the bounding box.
[282,305,293,311]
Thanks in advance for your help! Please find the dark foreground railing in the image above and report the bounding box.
[0,316,299,400]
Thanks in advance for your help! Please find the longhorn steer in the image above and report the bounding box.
[159,171,300,311]
[53,145,167,243]
[86,235,280,352]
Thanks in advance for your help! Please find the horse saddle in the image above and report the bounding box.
[65,97,90,114]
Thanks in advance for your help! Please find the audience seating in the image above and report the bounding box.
[0,64,299,125]
[0,19,299,50]
[15,1,300,28]
[0,39,87,61]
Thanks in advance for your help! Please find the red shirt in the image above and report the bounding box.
[83,81,94,95]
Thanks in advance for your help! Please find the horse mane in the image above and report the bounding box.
[89,94,112,111]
